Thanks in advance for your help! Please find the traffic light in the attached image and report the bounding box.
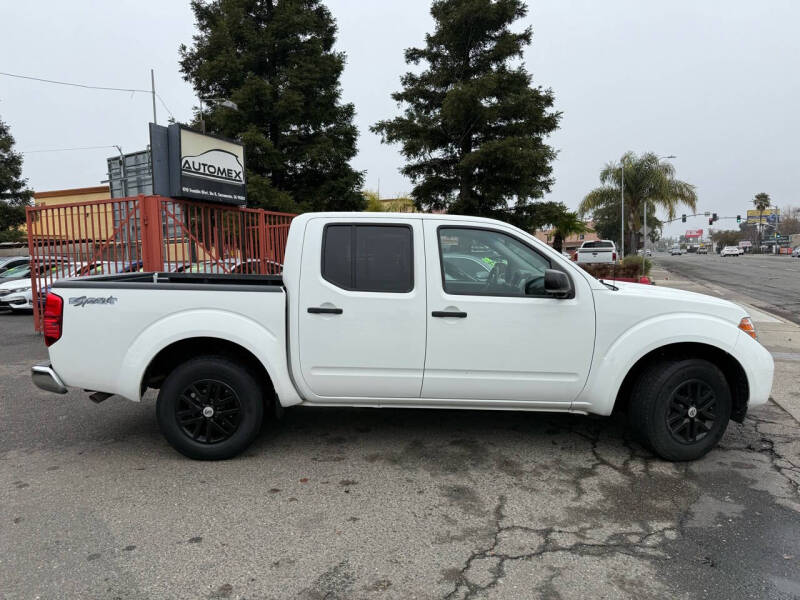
[712,213,718,222]
[736,215,741,223]
[681,214,687,223]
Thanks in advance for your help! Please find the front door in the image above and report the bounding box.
[422,221,595,406]
[297,217,426,399]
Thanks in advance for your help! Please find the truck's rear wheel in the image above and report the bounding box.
[156,356,264,460]
[628,358,731,461]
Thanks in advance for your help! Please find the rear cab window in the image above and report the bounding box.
[322,224,414,293]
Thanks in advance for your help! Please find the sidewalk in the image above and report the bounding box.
[651,265,800,423]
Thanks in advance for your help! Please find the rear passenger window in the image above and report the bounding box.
[322,224,413,292]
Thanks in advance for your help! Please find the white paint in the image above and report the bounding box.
[46,212,775,420]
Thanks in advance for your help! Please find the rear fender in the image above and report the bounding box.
[118,309,301,406]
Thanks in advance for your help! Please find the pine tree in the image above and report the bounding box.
[0,116,33,242]
[372,0,560,227]
[180,0,364,213]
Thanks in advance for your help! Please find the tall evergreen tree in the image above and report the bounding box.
[0,116,33,242]
[180,0,364,213]
[372,0,560,227]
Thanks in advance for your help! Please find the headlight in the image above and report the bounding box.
[9,287,30,294]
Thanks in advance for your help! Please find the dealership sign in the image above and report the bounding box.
[685,229,703,238]
[150,123,246,205]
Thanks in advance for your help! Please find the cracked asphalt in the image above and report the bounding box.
[2,307,800,599]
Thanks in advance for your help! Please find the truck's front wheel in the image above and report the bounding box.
[156,356,264,460]
[629,358,732,461]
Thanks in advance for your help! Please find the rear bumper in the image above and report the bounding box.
[31,362,68,394]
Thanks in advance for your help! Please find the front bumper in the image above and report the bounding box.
[0,293,32,309]
[31,362,68,394]
[734,331,774,409]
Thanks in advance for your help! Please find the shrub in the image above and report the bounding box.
[577,255,651,279]
[621,255,652,276]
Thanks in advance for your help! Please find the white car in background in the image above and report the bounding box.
[0,277,33,311]
[720,246,743,257]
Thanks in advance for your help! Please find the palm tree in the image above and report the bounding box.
[579,152,697,255]
[753,192,770,251]
[550,211,591,253]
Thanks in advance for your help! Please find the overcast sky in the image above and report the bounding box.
[3,0,798,236]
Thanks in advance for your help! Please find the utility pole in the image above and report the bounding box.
[150,69,157,124]
[199,97,205,133]
[620,156,625,258]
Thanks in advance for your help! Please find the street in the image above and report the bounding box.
[2,279,800,599]
[655,253,800,324]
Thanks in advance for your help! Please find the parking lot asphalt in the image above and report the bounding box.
[655,253,800,324]
[2,310,800,599]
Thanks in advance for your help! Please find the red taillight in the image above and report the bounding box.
[612,252,617,262]
[43,292,63,347]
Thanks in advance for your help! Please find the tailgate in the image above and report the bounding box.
[577,248,614,262]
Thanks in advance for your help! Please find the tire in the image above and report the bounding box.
[628,358,731,461]
[156,355,265,460]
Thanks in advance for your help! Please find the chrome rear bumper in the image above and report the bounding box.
[31,362,68,394]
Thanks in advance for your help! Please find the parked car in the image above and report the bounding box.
[33,213,773,462]
[575,240,617,264]
[0,256,30,274]
[0,277,34,311]
[791,246,800,258]
[721,246,743,257]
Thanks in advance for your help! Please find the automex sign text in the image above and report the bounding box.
[150,123,247,206]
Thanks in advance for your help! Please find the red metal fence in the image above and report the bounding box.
[26,195,295,331]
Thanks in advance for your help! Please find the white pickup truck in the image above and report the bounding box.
[575,239,617,264]
[32,213,773,461]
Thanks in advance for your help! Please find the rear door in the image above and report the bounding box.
[297,217,426,399]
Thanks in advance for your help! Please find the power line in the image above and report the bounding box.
[21,145,120,154]
[0,70,175,121]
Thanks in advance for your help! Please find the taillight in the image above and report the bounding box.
[612,252,617,262]
[43,292,63,347]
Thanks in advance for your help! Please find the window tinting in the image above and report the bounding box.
[322,225,352,289]
[322,224,413,293]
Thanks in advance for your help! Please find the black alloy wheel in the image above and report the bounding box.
[157,356,265,460]
[628,358,732,461]
[176,379,242,444]
[666,379,717,444]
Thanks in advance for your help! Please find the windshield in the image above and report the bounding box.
[1,265,30,278]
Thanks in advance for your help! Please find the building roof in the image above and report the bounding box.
[33,186,109,199]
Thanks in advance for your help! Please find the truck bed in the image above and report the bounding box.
[52,271,284,291]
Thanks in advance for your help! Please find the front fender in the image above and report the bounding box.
[574,313,742,416]
[117,309,300,406]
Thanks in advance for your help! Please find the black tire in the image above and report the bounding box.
[628,358,731,461]
[156,355,264,460]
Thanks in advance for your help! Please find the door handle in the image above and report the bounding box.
[432,311,467,318]
[308,307,343,314]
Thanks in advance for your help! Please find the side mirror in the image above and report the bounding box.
[544,269,572,299]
